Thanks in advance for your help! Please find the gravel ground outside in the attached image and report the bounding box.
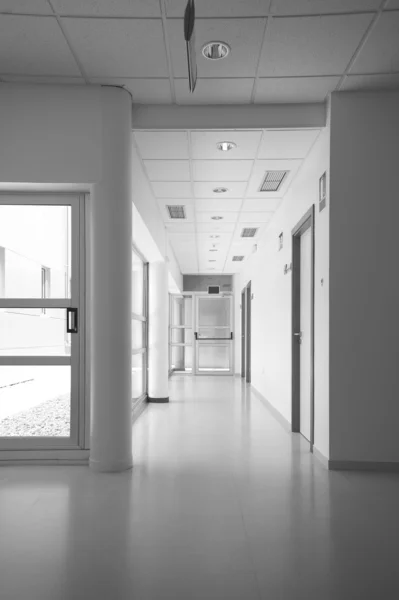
[0,394,70,437]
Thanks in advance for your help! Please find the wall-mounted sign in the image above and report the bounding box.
[319,171,327,212]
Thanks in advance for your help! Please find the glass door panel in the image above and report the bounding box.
[195,295,233,375]
[0,195,83,450]
[169,295,193,374]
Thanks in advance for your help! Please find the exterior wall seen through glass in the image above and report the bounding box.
[132,249,148,402]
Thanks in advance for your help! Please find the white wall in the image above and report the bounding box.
[329,91,399,464]
[235,125,330,458]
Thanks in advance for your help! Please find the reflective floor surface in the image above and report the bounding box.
[1,375,399,599]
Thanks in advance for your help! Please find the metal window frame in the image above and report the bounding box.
[132,245,149,403]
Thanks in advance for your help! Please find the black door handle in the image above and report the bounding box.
[66,308,78,334]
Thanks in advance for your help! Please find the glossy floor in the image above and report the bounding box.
[1,376,399,599]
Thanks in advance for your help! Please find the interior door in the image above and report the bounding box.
[0,194,84,451]
[195,295,233,375]
[299,227,312,441]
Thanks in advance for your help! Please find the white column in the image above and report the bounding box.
[89,87,133,472]
[148,261,169,402]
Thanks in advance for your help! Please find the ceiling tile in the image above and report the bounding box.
[259,14,373,76]
[0,15,81,75]
[235,221,267,237]
[238,211,273,223]
[151,181,192,198]
[246,159,302,198]
[91,78,172,104]
[196,222,236,233]
[0,1,51,13]
[350,12,399,74]
[51,0,161,17]
[0,75,85,84]
[342,73,399,91]
[193,160,253,182]
[194,181,247,198]
[62,18,168,77]
[134,132,189,159]
[386,0,399,7]
[191,131,262,160]
[195,199,242,212]
[144,160,190,181]
[196,212,239,223]
[271,0,381,15]
[169,18,266,78]
[258,129,320,159]
[166,222,196,233]
[242,197,281,211]
[255,76,340,103]
[166,0,271,17]
[175,78,254,104]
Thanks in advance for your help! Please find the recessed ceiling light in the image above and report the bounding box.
[211,216,224,220]
[202,42,230,61]
[217,141,237,152]
[213,187,228,194]
[209,260,216,262]
[209,249,218,252]
[210,235,220,238]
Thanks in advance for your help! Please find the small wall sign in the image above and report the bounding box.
[319,171,327,212]
[278,232,283,251]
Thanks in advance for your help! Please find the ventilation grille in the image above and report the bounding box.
[259,170,289,192]
[241,227,258,238]
[232,256,244,262]
[167,205,186,219]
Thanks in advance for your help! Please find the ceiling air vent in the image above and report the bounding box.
[259,170,289,192]
[232,256,244,262]
[167,205,186,219]
[241,227,258,238]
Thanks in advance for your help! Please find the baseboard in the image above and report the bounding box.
[250,385,291,433]
[148,397,169,403]
[329,460,399,472]
[313,446,330,469]
[0,459,89,466]
[0,449,90,466]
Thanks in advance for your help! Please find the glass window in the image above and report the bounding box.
[132,248,148,400]
[132,353,144,400]
[132,250,144,316]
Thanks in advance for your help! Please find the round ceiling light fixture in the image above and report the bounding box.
[213,187,228,194]
[202,41,230,61]
[209,260,216,263]
[210,235,220,238]
[211,216,223,220]
[217,141,237,152]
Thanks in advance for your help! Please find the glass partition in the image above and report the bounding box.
[169,294,193,374]
[132,248,148,403]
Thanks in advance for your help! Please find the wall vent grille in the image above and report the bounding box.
[167,205,186,219]
[241,228,258,238]
[259,170,288,192]
[232,256,244,261]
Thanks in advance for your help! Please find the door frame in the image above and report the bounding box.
[291,206,315,451]
[241,281,252,383]
[241,288,246,378]
[0,192,86,453]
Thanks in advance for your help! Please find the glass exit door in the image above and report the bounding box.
[0,194,85,452]
[195,295,233,375]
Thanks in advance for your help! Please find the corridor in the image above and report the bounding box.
[1,376,399,600]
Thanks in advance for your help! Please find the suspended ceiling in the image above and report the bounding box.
[0,1,398,103]
[133,127,321,274]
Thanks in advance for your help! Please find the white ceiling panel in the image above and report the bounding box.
[387,0,399,7]
[242,198,281,211]
[145,160,190,181]
[91,78,172,104]
[175,78,254,105]
[255,76,340,103]
[195,198,242,212]
[342,73,399,91]
[51,0,162,17]
[196,212,239,223]
[134,132,189,159]
[0,15,81,76]
[0,75,85,84]
[350,12,399,74]
[247,159,302,198]
[165,222,196,233]
[166,0,271,17]
[271,0,381,14]
[191,131,262,160]
[239,211,273,223]
[151,181,192,198]
[258,129,320,159]
[234,221,268,238]
[0,1,51,13]
[194,181,247,198]
[196,222,236,233]
[193,160,253,182]
[62,18,169,77]
[259,14,373,76]
[169,18,266,78]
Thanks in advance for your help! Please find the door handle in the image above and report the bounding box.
[67,308,78,334]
